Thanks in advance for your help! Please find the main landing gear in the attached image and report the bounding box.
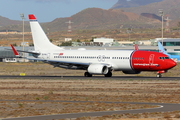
[84,72,92,77]
[84,71,112,77]
[104,71,112,77]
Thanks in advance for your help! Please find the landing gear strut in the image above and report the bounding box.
[156,73,162,78]
[157,70,166,78]
[84,72,92,77]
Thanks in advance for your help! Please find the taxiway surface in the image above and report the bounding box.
[1,75,180,120]
[2,101,180,120]
[0,75,179,80]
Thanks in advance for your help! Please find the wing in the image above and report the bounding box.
[27,57,112,70]
[27,57,109,70]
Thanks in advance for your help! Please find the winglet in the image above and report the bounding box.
[10,44,20,57]
[28,14,37,20]
[134,44,139,50]
[158,42,169,56]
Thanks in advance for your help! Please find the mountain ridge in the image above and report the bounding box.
[111,0,163,9]
[121,0,180,20]
[0,0,180,32]
[0,16,22,27]
[43,8,159,32]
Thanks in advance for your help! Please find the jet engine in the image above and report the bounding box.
[87,64,109,75]
[122,70,141,74]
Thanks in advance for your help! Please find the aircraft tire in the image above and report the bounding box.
[157,73,162,78]
[84,72,92,77]
[104,71,112,77]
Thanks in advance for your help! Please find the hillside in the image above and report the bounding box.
[42,8,160,32]
[121,0,180,20]
[0,8,161,32]
[0,16,30,32]
[110,0,180,28]
[111,0,163,9]
[0,16,22,27]
[1,0,180,32]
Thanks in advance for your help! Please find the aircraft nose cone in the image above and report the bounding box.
[170,60,177,68]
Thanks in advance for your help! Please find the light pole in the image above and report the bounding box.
[127,27,132,41]
[20,13,25,62]
[159,9,164,46]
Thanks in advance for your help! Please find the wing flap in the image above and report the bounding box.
[26,57,90,69]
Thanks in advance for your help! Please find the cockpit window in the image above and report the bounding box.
[159,57,170,59]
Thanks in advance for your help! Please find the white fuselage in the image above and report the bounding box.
[39,49,134,71]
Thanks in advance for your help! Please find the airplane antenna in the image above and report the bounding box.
[66,17,73,34]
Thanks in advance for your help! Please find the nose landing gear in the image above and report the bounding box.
[157,70,166,78]
[156,73,162,78]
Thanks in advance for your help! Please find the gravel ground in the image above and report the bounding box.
[0,62,180,120]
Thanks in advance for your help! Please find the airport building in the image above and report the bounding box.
[158,38,180,46]
[150,38,180,46]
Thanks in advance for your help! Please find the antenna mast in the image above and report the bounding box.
[165,16,171,32]
[66,17,73,34]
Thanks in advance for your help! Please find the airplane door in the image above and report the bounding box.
[149,54,154,69]
[47,53,50,59]
[97,55,105,62]
[42,53,50,59]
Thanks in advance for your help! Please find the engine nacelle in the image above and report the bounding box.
[87,64,109,75]
[122,70,141,74]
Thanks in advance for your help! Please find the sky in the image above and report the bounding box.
[0,0,118,22]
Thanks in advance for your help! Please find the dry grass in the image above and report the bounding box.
[0,79,180,119]
[0,62,180,77]
[0,62,180,119]
[0,62,82,76]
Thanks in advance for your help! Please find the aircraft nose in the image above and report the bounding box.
[169,60,177,68]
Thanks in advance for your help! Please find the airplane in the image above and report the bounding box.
[158,41,180,62]
[10,14,176,78]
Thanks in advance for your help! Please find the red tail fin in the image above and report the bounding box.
[10,44,19,56]
[134,44,139,50]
